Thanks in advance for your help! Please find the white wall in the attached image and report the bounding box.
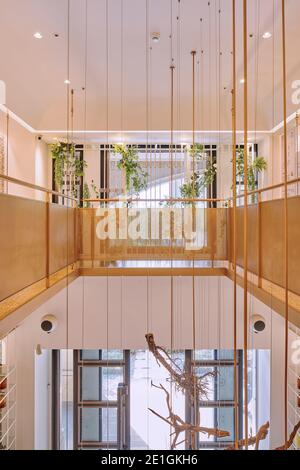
[35,139,51,201]
[0,110,51,199]
[2,275,298,449]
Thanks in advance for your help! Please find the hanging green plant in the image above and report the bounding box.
[180,161,217,204]
[83,182,91,208]
[187,143,205,160]
[180,172,202,200]
[51,142,68,190]
[113,144,148,195]
[91,180,100,199]
[235,149,267,196]
[51,142,87,203]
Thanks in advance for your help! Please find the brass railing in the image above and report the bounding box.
[0,173,300,319]
[0,174,77,312]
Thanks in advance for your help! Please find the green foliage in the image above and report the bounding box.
[188,143,205,160]
[90,180,100,199]
[83,182,91,208]
[50,142,87,198]
[236,149,267,193]
[180,172,202,200]
[113,144,148,195]
[180,161,217,203]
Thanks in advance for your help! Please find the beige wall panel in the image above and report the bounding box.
[0,194,46,301]
[230,196,300,296]
[49,205,76,274]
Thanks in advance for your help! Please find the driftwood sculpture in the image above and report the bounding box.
[149,383,230,449]
[225,422,270,450]
[146,333,298,451]
[145,333,214,403]
[274,420,300,450]
[226,420,300,451]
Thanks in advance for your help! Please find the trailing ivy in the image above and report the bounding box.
[188,143,205,160]
[83,182,91,208]
[113,144,148,195]
[51,141,87,203]
[235,149,267,199]
[180,144,217,203]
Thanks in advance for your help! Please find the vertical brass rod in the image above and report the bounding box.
[191,49,197,450]
[231,0,239,450]
[191,50,196,351]
[296,113,299,196]
[170,64,175,353]
[170,65,175,201]
[243,0,249,450]
[91,210,95,268]
[5,112,9,194]
[46,192,50,289]
[191,51,197,183]
[281,0,289,444]
[257,192,262,288]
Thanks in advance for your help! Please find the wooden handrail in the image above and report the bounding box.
[230,176,300,200]
[83,177,300,205]
[82,197,227,203]
[0,173,77,202]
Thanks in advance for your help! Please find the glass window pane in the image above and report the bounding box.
[80,408,118,444]
[216,367,234,401]
[81,350,100,361]
[194,366,215,401]
[216,350,234,361]
[81,408,100,442]
[102,350,124,360]
[198,408,215,442]
[216,407,234,442]
[194,350,215,361]
[60,350,73,450]
[102,367,123,401]
[81,367,100,401]
[102,408,118,442]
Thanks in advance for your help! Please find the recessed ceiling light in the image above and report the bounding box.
[33,32,43,39]
[240,78,245,84]
[64,79,71,85]
[262,31,272,39]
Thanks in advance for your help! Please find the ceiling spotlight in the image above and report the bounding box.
[33,32,43,39]
[64,79,71,85]
[151,32,160,43]
[240,78,245,84]
[262,31,272,39]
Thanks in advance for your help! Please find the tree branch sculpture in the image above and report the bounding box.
[145,333,215,403]
[145,333,295,451]
[225,422,270,450]
[274,421,300,450]
[149,383,230,449]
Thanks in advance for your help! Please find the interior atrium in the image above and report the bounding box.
[0,0,300,453]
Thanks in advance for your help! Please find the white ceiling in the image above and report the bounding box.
[0,0,299,138]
